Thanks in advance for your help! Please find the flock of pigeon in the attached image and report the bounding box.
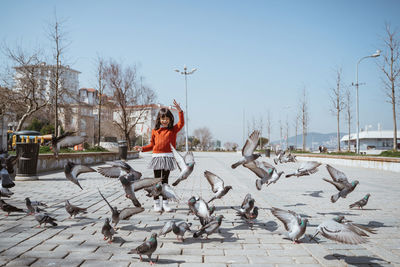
[0,130,375,264]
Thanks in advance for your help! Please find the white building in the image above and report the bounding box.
[341,130,400,152]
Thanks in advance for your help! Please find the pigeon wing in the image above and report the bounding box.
[97,167,121,178]
[204,171,224,193]
[58,136,85,148]
[319,220,367,244]
[326,164,349,183]
[242,130,260,157]
[170,144,186,170]
[299,161,321,172]
[133,178,162,192]
[184,151,195,165]
[159,221,174,236]
[243,161,268,179]
[162,184,180,202]
[271,207,299,232]
[241,193,252,208]
[72,165,96,178]
[119,207,144,220]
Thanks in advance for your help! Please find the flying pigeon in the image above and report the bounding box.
[310,217,367,244]
[65,200,88,218]
[204,171,232,203]
[231,194,258,225]
[170,144,195,186]
[285,161,321,178]
[244,160,284,190]
[188,196,213,226]
[323,164,359,203]
[119,177,162,207]
[102,218,115,243]
[97,161,142,181]
[98,189,144,228]
[0,199,24,216]
[231,130,261,169]
[64,161,96,190]
[145,183,179,202]
[349,193,370,209]
[333,215,377,235]
[271,207,308,243]
[128,233,158,265]
[273,150,285,165]
[49,131,85,158]
[34,207,57,227]
[25,197,47,215]
[193,215,224,239]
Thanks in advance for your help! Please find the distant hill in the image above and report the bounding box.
[271,132,346,149]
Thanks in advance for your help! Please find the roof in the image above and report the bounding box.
[14,63,81,74]
[80,88,97,93]
[341,130,400,141]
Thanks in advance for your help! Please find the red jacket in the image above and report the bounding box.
[142,111,184,153]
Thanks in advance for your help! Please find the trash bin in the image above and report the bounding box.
[265,148,271,157]
[15,142,40,181]
[118,140,128,161]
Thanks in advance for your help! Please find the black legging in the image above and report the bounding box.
[153,169,170,200]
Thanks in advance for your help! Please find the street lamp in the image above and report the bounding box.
[174,65,197,152]
[354,49,380,154]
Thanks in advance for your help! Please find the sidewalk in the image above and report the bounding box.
[0,152,399,266]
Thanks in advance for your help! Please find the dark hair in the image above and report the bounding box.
[155,108,174,130]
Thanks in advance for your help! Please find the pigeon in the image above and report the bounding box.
[271,207,308,243]
[97,161,142,181]
[120,177,162,207]
[25,197,46,215]
[231,130,261,169]
[333,215,377,235]
[310,217,367,244]
[170,144,195,186]
[64,161,96,190]
[244,160,284,190]
[0,184,13,198]
[98,190,144,228]
[101,218,115,243]
[34,208,57,227]
[231,193,255,219]
[65,200,88,218]
[0,160,15,189]
[0,199,24,216]
[188,196,213,226]
[49,131,85,158]
[159,220,192,242]
[323,164,359,203]
[0,152,20,181]
[145,183,179,202]
[349,193,370,209]
[204,171,232,203]
[280,153,297,163]
[273,150,285,165]
[128,233,158,265]
[193,215,224,239]
[266,168,285,187]
[285,161,321,178]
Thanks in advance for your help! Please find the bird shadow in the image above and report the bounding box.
[302,190,324,198]
[69,220,96,227]
[364,221,390,228]
[230,221,265,231]
[283,203,307,207]
[350,208,381,211]
[317,211,359,217]
[110,236,126,244]
[155,258,185,265]
[324,253,388,266]
[264,221,278,232]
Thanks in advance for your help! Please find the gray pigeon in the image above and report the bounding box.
[0,184,13,198]
[170,144,195,186]
[333,215,377,235]
[231,130,261,169]
[231,194,258,225]
[34,207,57,227]
[97,161,142,181]
[193,215,224,239]
[285,161,321,178]
[0,160,15,189]
[188,196,212,226]
[101,218,115,243]
[244,160,284,190]
[273,150,285,165]
[98,190,144,228]
[0,153,19,184]
[323,164,359,203]
[64,161,96,190]
[204,171,232,203]
[25,197,46,215]
[349,193,370,209]
[280,153,296,164]
[119,176,163,207]
[128,233,158,264]
[50,131,85,158]
[159,220,192,242]
[0,199,24,216]
[145,183,180,202]
[310,217,367,244]
[65,200,88,218]
[271,207,308,243]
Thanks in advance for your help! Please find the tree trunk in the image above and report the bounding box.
[337,112,341,151]
[393,87,397,151]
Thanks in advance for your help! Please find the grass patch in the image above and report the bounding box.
[379,150,400,157]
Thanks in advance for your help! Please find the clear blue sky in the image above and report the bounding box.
[1,0,400,146]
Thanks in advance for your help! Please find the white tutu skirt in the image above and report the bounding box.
[148,156,177,171]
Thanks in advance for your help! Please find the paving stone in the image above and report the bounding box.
[4,257,37,266]
[248,255,295,264]
[79,260,129,267]
[204,255,248,264]
[30,258,83,267]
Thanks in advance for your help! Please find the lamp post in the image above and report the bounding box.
[174,65,197,152]
[354,50,380,154]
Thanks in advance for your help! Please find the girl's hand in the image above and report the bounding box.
[173,99,182,112]
[133,146,142,152]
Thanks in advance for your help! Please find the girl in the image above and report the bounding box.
[134,99,184,212]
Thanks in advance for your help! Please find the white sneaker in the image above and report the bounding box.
[162,200,172,212]
[154,199,162,212]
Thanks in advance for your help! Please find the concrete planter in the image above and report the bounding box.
[35,151,139,174]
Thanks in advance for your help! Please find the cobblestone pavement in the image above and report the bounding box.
[1,152,399,267]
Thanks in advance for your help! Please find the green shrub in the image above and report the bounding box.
[39,146,52,153]
[85,146,108,152]
[379,150,400,157]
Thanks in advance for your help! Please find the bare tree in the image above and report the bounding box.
[294,113,300,150]
[0,46,49,131]
[266,110,271,145]
[329,67,345,151]
[285,117,289,150]
[379,23,400,151]
[104,59,156,149]
[94,56,106,145]
[344,88,353,152]
[279,119,283,149]
[224,142,238,151]
[258,115,264,149]
[193,127,213,151]
[300,88,309,151]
